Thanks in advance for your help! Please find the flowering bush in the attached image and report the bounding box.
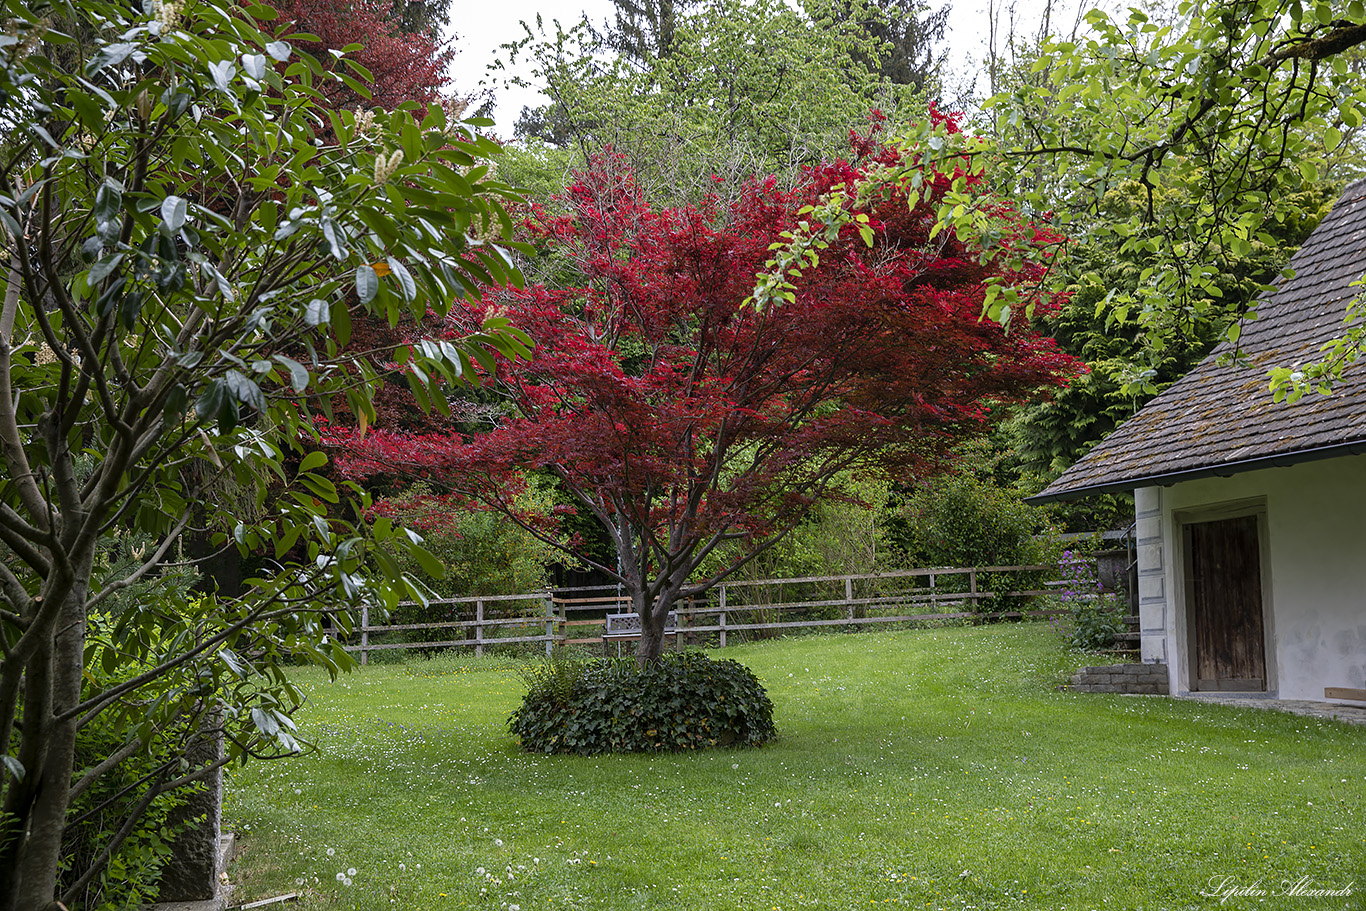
[1052,549,1126,651]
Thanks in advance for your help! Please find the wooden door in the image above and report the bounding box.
[1184,514,1266,691]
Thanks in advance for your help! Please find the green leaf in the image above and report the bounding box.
[88,253,123,285]
[409,543,446,579]
[242,53,267,80]
[321,217,347,260]
[305,298,329,326]
[225,369,266,412]
[274,355,309,392]
[299,450,328,472]
[331,299,352,345]
[299,474,339,503]
[95,277,126,318]
[355,264,379,303]
[161,195,187,232]
[163,383,189,420]
[1,754,25,781]
[93,180,122,235]
[251,706,280,736]
[386,256,416,301]
[209,59,236,94]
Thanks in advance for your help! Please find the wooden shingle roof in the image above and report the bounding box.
[1031,179,1366,503]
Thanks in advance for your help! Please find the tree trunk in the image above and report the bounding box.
[10,588,86,911]
[635,592,673,667]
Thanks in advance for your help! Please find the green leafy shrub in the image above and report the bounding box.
[59,621,195,910]
[509,652,777,754]
[888,472,1059,610]
[1069,599,1128,651]
[373,482,559,602]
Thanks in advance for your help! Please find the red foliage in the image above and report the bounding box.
[329,130,1080,657]
[270,0,454,112]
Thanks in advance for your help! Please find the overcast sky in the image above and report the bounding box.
[446,0,1098,139]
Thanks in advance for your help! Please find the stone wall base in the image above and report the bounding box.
[146,833,235,911]
[1069,663,1170,695]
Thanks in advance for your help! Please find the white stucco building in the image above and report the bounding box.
[1032,180,1366,706]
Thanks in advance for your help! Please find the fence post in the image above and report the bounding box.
[929,573,936,609]
[544,592,555,657]
[845,576,854,630]
[718,585,727,649]
[359,602,369,666]
[475,599,484,658]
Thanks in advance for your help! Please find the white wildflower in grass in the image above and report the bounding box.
[336,872,345,882]
[494,838,503,847]
[347,867,357,876]
[326,847,335,856]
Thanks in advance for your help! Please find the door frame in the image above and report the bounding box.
[1172,497,1277,695]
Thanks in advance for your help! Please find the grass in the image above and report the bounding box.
[223,624,1366,911]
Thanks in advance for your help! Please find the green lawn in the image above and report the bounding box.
[224,625,1366,910]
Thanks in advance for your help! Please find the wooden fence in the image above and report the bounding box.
[344,564,1058,665]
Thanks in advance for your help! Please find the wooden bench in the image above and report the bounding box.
[604,611,677,656]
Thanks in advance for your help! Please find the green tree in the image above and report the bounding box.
[1007,181,1335,480]
[597,0,700,66]
[503,0,901,198]
[970,0,1366,391]
[0,0,530,904]
[830,0,949,93]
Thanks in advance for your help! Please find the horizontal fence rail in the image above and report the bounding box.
[344,564,1062,664]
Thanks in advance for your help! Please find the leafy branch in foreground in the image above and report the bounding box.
[977,0,1366,395]
[0,0,530,906]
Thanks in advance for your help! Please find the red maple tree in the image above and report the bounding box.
[271,0,455,113]
[331,125,1080,662]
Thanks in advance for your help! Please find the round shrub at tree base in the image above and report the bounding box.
[509,652,777,754]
